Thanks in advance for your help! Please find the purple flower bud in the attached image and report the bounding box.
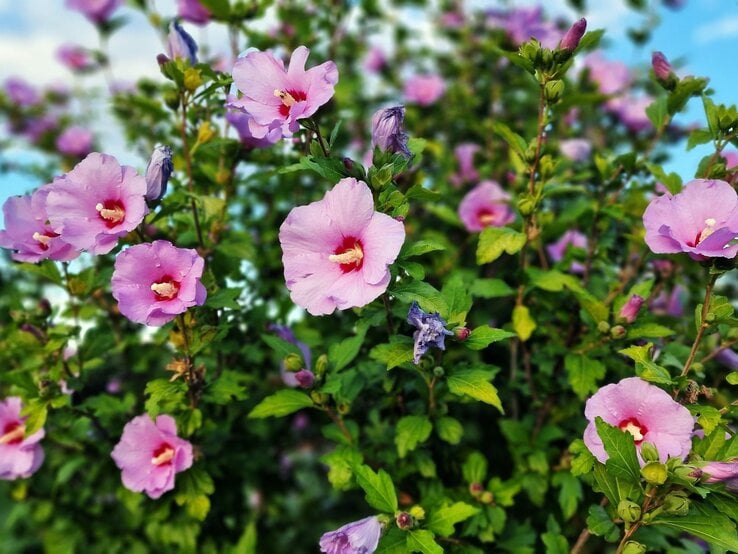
[371,106,411,158]
[455,327,471,341]
[319,516,382,554]
[559,18,587,51]
[716,348,738,370]
[701,460,738,491]
[407,301,454,364]
[294,369,315,389]
[144,145,173,202]
[619,295,645,323]
[395,512,412,530]
[651,51,673,81]
[166,21,198,65]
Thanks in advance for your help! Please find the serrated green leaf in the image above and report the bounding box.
[400,240,447,258]
[261,333,303,359]
[395,415,432,458]
[447,368,504,412]
[427,502,480,536]
[17,261,63,286]
[552,472,583,521]
[329,325,368,372]
[564,354,605,399]
[406,529,443,554]
[476,226,526,265]
[248,390,314,418]
[490,121,528,158]
[203,370,247,405]
[441,272,472,325]
[465,325,516,350]
[586,504,620,542]
[462,451,488,484]
[652,504,738,551]
[375,528,408,554]
[471,278,514,298]
[370,337,415,370]
[353,464,398,513]
[435,416,464,445]
[512,305,536,342]
[595,417,641,484]
[570,439,596,477]
[626,323,675,340]
[391,281,448,315]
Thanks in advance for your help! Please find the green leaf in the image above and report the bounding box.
[618,344,673,385]
[465,325,516,350]
[564,354,606,399]
[586,504,620,542]
[376,528,409,554]
[261,334,303,359]
[21,399,48,436]
[406,530,443,554]
[329,324,368,372]
[595,417,641,484]
[462,451,488,484]
[645,96,668,129]
[626,323,675,340]
[447,368,504,412]
[476,227,526,265]
[321,446,363,490]
[512,305,536,342]
[248,390,314,419]
[441,272,472,325]
[427,502,480,537]
[144,378,188,416]
[400,239,447,258]
[687,128,713,151]
[204,287,241,310]
[391,281,448,315]
[491,121,528,159]
[651,504,738,551]
[395,415,433,458]
[370,337,415,369]
[203,370,247,405]
[541,514,569,554]
[435,416,464,445]
[353,464,398,513]
[552,472,583,521]
[687,405,722,436]
[728,372,738,385]
[17,261,63,286]
[471,278,514,298]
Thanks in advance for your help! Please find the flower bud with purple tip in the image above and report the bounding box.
[619,295,644,323]
[652,51,673,81]
[144,145,173,203]
[559,18,587,51]
[371,106,410,158]
[166,21,198,65]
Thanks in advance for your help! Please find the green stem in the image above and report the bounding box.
[680,272,719,380]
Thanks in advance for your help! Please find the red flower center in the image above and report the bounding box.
[150,276,180,300]
[0,421,26,445]
[686,218,717,247]
[477,209,497,227]
[32,230,60,251]
[95,200,126,229]
[151,443,175,466]
[618,417,648,445]
[329,236,365,273]
[275,89,307,117]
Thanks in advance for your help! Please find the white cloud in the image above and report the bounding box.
[693,15,738,44]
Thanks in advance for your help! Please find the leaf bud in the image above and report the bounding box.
[621,541,647,554]
[639,441,659,463]
[690,362,703,372]
[641,461,668,485]
[163,88,180,110]
[617,499,642,523]
[517,195,536,216]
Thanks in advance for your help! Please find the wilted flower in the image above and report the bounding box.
[0,397,45,480]
[178,0,210,24]
[0,187,79,263]
[559,18,587,51]
[56,126,93,157]
[619,295,644,323]
[652,51,673,82]
[584,377,694,465]
[111,414,193,499]
[111,240,206,326]
[371,106,410,158]
[403,74,445,107]
[279,177,405,315]
[4,77,40,107]
[451,143,480,185]
[319,516,382,554]
[407,301,453,364]
[231,45,338,137]
[56,44,95,71]
[144,145,174,202]
[166,21,198,64]
[643,179,738,260]
[45,152,148,255]
[701,460,738,491]
[65,0,122,23]
[458,180,515,232]
[583,52,631,95]
[559,138,591,162]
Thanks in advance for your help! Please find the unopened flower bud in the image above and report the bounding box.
[544,80,565,103]
[559,18,587,51]
[163,88,180,110]
[617,499,642,523]
[337,402,350,415]
[166,21,198,65]
[395,512,413,530]
[597,321,610,334]
[433,366,445,378]
[641,461,668,485]
[639,441,659,463]
[663,492,690,515]
[651,51,673,82]
[197,122,217,145]
[619,294,644,323]
[343,157,354,171]
[371,106,411,158]
[283,353,303,372]
[621,541,647,554]
[480,491,494,504]
[294,369,315,389]
[156,53,170,67]
[454,327,471,341]
[610,325,626,339]
[37,298,52,316]
[409,505,425,520]
[517,196,536,216]
[315,354,328,376]
[144,145,173,202]
[183,67,203,92]
[469,482,484,497]
[20,323,45,342]
[309,391,329,405]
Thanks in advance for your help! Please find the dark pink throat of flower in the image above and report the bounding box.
[32,230,60,251]
[618,417,648,445]
[151,276,181,300]
[274,89,307,118]
[95,200,126,229]
[151,443,175,466]
[329,237,364,273]
[685,218,717,247]
[477,209,497,227]
[0,421,26,445]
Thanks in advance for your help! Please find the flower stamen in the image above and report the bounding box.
[151,280,179,300]
[95,202,125,225]
[0,423,25,445]
[618,417,647,444]
[329,243,364,267]
[274,89,297,107]
[32,232,53,249]
[151,445,174,466]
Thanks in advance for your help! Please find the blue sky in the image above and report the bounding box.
[1,0,737,224]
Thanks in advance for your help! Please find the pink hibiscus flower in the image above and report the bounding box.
[111,414,193,499]
[230,45,338,137]
[0,397,45,480]
[279,178,405,316]
[403,74,446,107]
[458,180,515,232]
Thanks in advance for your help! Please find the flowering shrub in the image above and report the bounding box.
[2,1,738,553]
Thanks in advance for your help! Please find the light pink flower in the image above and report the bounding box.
[230,46,338,137]
[583,52,631,95]
[65,0,122,23]
[0,397,45,480]
[560,139,591,162]
[700,460,738,491]
[451,143,480,186]
[4,77,40,108]
[0,187,79,263]
[606,95,653,133]
[56,126,93,157]
[619,295,644,323]
[111,240,206,327]
[225,95,282,149]
[319,516,382,554]
[178,0,211,24]
[403,74,446,107]
[279,178,405,316]
[46,153,148,255]
[458,180,515,232]
[584,377,694,465]
[56,44,95,71]
[363,46,386,73]
[111,414,193,499]
[546,230,587,274]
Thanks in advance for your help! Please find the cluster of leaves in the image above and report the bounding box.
[2,1,738,553]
